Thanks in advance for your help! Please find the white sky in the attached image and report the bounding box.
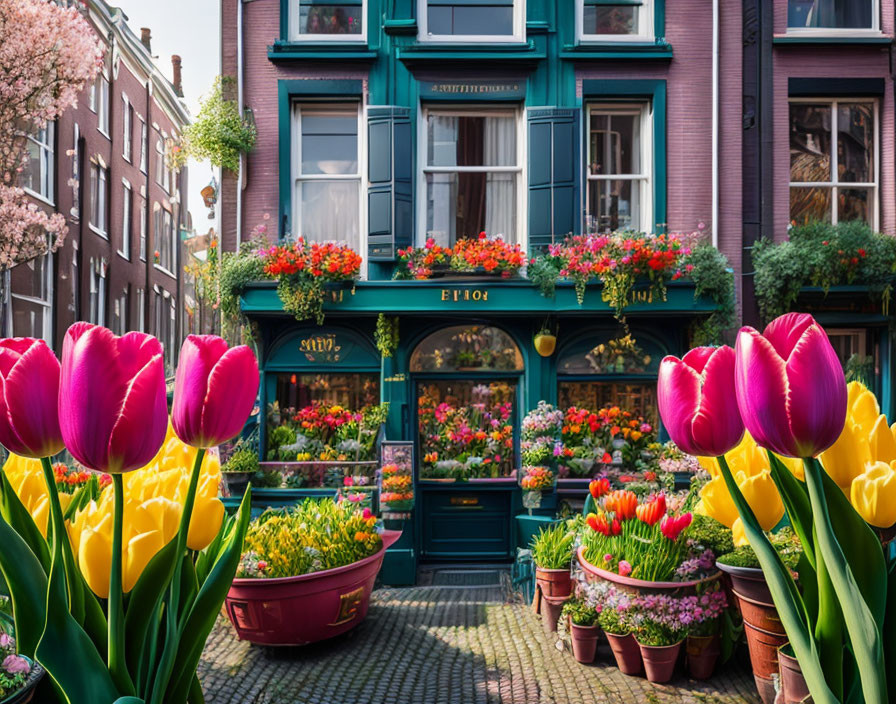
[115,0,221,235]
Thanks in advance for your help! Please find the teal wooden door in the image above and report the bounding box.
[419,485,516,560]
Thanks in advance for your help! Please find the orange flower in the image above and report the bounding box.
[635,494,666,526]
[604,490,638,521]
[589,477,610,500]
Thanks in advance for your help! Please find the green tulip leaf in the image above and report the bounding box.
[167,487,252,704]
[767,451,816,569]
[82,578,109,659]
[195,515,234,587]
[177,554,199,624]
[188,672,205,704]
[884,562,896,704]
[0,468,50,572]
[0,512,48,657]
[113,699,145,704]
[813,540,844,699]
[718,456,838,704]
[803,457,887,704]
[36,535,118,704]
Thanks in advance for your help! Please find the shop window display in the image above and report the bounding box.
[410,324,523,372]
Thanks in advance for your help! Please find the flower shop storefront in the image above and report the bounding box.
[241,278,718,580]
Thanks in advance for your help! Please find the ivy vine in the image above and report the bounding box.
[682,244,736,346]
[375,314,400,358]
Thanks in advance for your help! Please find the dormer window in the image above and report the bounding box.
[787,0,877,32]
[578,0,653,42]
[419,0,524,42]
[289,0,366,41]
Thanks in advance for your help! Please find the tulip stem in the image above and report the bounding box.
[39,457,72,602]
[108,472,133,695]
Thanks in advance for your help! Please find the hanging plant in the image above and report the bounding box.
[375,314,399,358]
[181,76,256,174]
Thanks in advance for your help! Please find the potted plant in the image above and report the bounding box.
[530,522,575,632]
[563,599,600,664]
[598,603,641,676]
[631,594,686,684]
[0,633,42,704]
[225,498,401,646]
[520,465,555,511]
[222,444,260,497]
[684,587,728,679]
[777,644,811,704]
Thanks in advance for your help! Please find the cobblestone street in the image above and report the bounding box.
[200,574,761,704]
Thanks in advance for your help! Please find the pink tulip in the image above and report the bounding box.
[171,335,259,448]
[657,346,744,457]
[0,338,64,458]
[59,324,168,473]
[735,313,846,458]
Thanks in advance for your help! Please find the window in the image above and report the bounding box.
[139,198,147,260]
[289,0,365,40]
[89,163,109,236]
[139,120,148,173]
[578,0,653,40]
[22,123,54,203]
[155,135,167,190]
[292,104,361,250]
[122,96,132,162]
[154,289,177,375]
[71,124,81,218]
[420,0,522,40]
[136,288,146,332]
[91,73,110,135]
[7,252,53,343]
[788,0,877,31]
[154,204,175,272]
[422,109,520,246]
[120,181,132,259]
[113,288,128,335]
[789,100,877,227]
[88,258,107,326]
[586,103,652,233]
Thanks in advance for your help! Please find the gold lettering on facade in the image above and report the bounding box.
[439,289,489,303]
[384,373,407,383]
[299,334,342,362]
[429,83,521,94]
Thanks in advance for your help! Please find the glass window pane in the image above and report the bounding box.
[275,373,380,418]
[427,4,513,35]
[300,111,358,175]
[590,112,639,175]
[837,103,873,183]
[427,115,516,167]
[418,379,517,479]
[583,5,639,35]
[298,2,363,35]
[410,325,523,372]
[587,178,640,232]
[22,139,41,194]
[788,0,873,29]
[790,103,832,182]
[790,186,832,224]
[300,180,360,248]
[9,256,47,300]
[425,171,517,245]
[838,187,871,223]
[558,381,658,425]
[11,297,46,339]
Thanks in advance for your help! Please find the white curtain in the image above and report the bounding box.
[299,180,361,252]
[484,116,516,242]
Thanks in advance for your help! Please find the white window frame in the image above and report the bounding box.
[287,0,368,42]
[95,73,110,137]
[22,122,55,205]
[788,97,879,230]
[113,287,128,335]
[585,102,653,234]
[786,0,880,35]
[139,197,147,260]
[6,250,53,345]
[155,134,167,191]
[122,95,132,162]
[417,105,525,248]
[89,162,109,238]
[71,123,81,218]
[418,0,525,43]
[136,287,146,332]
[120,179,132,260]
[88,257,107,326]
[139,119,148,173]
[576,0,654,43]
[291,102,364,264]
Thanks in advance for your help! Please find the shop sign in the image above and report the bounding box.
[440,288,489,302]
[419,79,525,101]
[299,333,342,363]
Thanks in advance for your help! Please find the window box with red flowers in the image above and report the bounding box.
[394,232,526,281]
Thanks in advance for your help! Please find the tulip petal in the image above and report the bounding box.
[657,355,703,455]
[107,353,168,473]
[681,346,715,374]
[735,327,796,457]
[172,336,230,448]
[784,323,847,457]
[198,346,259,448]
[690,346,744,457]
[870,415,896,465]
[0,341,63,457]
[763,313,814,360]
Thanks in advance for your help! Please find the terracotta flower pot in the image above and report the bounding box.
[570,622,600,664]
[605,632,642,676]
[535,567,572,599]
[686,634,721,680]
[540,594,567,633]
[778,647,812,704]
[638,640,683,684]
[224,530,401,646]
[578,546,722,597]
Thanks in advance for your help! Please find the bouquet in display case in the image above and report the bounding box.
[520,465,556,510]
[380,441,415,515]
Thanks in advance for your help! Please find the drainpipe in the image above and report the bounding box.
[711,0,719,248]
[236,0,244,248]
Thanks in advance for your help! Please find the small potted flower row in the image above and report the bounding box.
[395,232,526,280]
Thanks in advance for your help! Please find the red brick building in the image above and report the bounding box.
[2,0,191,373]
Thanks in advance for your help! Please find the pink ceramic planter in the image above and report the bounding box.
[577,546,721,596]
[225,529,402,646]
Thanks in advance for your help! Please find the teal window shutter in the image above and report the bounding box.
[367,106,413,261]
[527,107,581,253]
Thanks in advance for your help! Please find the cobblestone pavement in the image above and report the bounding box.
[200,578,761,704]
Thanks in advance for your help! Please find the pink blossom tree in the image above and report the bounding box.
[0,0,104,270]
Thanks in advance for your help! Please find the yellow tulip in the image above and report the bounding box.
[699,475,740,528]
[187,496,225,551]
[79,524,113,599]
[847,381,880,432]
[731,518,749,547]
[850,461,896,529]
[820,419,872,488]
[737,469,784,531]
[30,495,50,537]
[869,415,896,465]
[132,497,181,545]
[124,530,166,592]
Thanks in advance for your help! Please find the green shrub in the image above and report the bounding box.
[530,522,575,570]
[688,514,735,558]
[717,527,803,570]
[223,446,259,474]
[597,607,629,635]
[563,599,598,627]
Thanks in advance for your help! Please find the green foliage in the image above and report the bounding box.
[277,277,327,325]
[222,447,259,474]
[716,527,803,570]
[753,221,896,323]
[251,470,282,488]
[527,255,561,299]
[375,314,400,358]
[530,522,575,570]
[182,76,256,173]
[562,598,599,627]
[218,238,267,338]
[683,244,736,345]
[266,426,297,461]
[688,514,735,559]
[597,605,630,635]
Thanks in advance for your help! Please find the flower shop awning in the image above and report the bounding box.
[240,280,719,317]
